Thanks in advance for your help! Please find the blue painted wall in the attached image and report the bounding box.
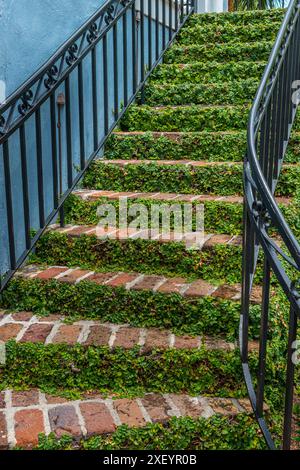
[0,0,106,97]
[0,0,171,280]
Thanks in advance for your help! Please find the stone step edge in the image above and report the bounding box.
[0,312,252,352]
[0,390,260,449]
[49,223,243,249]
[18,264,262,304]
[73,189,291,206]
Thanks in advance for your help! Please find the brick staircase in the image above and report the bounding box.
[0,8,293,450]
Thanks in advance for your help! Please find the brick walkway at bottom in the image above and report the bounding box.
[0,390,256,449]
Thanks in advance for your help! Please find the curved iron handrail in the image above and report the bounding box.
[241,0,300,450]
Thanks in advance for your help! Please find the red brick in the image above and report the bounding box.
[12,390,40,407]
[114,327,141,349]
[169,394,203,418]
[207,398,239,416]
[229,235,243,246]
[174,335,200,349]
[14,409,44,448]
[20,324,53,343]
[0,412,8,449]
[59,269,91,284]
[45,395,69,405]
[11,312,33,321]
[35,267,68,280]
[0,324,23,342]
[48,406,81,438]
[141,394,172,423]
[212,284,240,300]
[132,275,165,291]
[143,329,170,352]
[113,399,146,427]
[80,402,116,435]
[250,286,262,304]
[203,337,234,351]
[106,272,139,288]
[203,234,233,248]
[0,392,5,409]
[68,226,96,237]
[184,280,214,297]
[157,278,188,294]
[88,272,118,285]
[83,325,111,346]
[38,314,63,322]
[51,325,82,344]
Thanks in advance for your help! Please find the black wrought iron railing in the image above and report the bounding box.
[0,0,195,293]
[241,0,300,450]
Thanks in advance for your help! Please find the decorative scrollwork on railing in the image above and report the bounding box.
[0,114,5,135]
[87,23,99,44]
[66,44,78,66]
[44,65,59,90]
[105,5,116,25]
[17,90,34,116]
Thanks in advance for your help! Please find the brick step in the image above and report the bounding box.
[120,104,249,132]
[143,80,257,106]
[18,265,262,304]
[83,159,298,197]
[164,41,274,64]
[187,9,284,27]
[73,189,290,206]
[49,223,243,248]
[176,21,281,46]
[105,131,300,163]
[150,62,266,85]
[0,312,245,351]
[0,389,258,449]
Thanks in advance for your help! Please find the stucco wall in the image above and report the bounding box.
[0,0,106,97]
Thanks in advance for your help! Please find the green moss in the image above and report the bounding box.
[34,230,244,284]
[120,104,249,132]
[0,276,256,339]
[177,21,281,45]
[105,131,247,162]
[144,80,257,106]
[150,61,266,84]
[64,194,297,238]
[36,414,274,450]
[0,341,250,397]
[164,41,273,64]
[83,160,300,197]
[186,9,284,27]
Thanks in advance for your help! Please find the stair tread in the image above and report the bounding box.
[73,189,292,206]
[18,264,262,304]
[0,312,242,351]
[0,389,258,448]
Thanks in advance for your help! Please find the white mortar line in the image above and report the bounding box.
[4,390,16,448]
[77,322,94,344]
[54,268,75,280]
[75,271,95,284]
[74,402,87,436]
[197,396,215,419]
[152,278,167,292]
[108,325,120,349]
[136,399,152,423]
[126,274,144,290]
[169,333,175,348]
[44,322,61,345]
[138,329,147,348]
[39,392,52,435]
[163,394,181,418]
[104,399,122,426]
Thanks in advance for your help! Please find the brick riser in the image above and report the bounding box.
[1,311,247,351]
[0,390,256,449]
[19,265,262,304]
